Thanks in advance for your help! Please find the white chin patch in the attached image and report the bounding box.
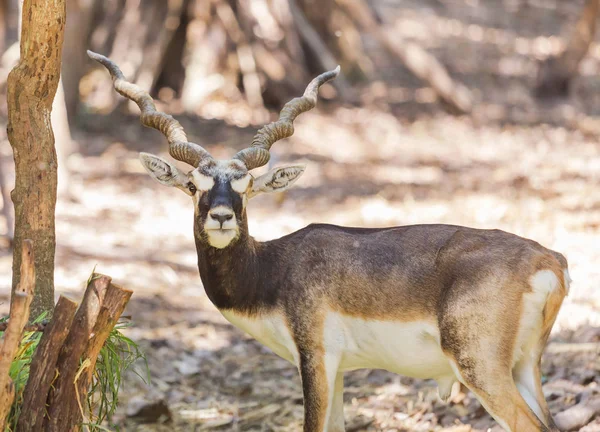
[206,229,238,248]
[230,174,251,193]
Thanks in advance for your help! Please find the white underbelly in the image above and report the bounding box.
[220,309,453,381]
[219,309,299,364]
[327,313,453,379]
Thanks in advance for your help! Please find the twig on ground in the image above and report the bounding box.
[546,342,600,354]
[554,392,600,431]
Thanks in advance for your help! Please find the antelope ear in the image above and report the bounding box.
[249,165,305,198]
[139,152,189,190]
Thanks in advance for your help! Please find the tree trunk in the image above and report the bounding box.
[5,0,19,43]
[6,0,66,318]
[536,0,600,97]
[0,0,6,53]
[337,0,473,114]
[181,0,228,111]
[61,0,97,120]
[134,0,186,97]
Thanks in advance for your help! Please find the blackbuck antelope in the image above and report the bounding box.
[89,50,570,432]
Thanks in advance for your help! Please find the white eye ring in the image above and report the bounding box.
[231,175,251,193]
[191,171,215,191]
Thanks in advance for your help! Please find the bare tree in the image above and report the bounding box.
[61,0,99,119]
[7,0,66,317]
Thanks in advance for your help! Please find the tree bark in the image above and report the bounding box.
[16,295,78,432]
[6,0,66,317]
[0,240,35,430]
[0,162,13,241]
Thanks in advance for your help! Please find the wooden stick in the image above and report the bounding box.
[16,295,78,432]
[69,282,133,428]
[545,342,600,354]
[555,393,600,431]
[0,240,35,429]
[44,274,111,432]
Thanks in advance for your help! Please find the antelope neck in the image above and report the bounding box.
[194,224,269,314]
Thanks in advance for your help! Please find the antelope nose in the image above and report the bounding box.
[210,212,233,227]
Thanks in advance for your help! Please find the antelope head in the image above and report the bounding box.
[88,51,339,249]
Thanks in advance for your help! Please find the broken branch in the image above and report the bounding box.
[17,295,78,432]
[72,282,133,428]
[0,240,35,429]
[44,274,111,431]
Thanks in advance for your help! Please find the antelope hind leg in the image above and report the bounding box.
[514,358,560,431]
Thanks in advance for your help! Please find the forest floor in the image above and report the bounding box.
[1,0,600,431]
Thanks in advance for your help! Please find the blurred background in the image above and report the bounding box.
[1,0,600,430]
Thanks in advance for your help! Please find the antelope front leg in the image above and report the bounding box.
[299,351,341,432]
[327,373,345,432]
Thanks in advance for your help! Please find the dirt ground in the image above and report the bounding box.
[1,0,600,431]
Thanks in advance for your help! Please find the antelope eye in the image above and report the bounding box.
[188,183,197,194]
